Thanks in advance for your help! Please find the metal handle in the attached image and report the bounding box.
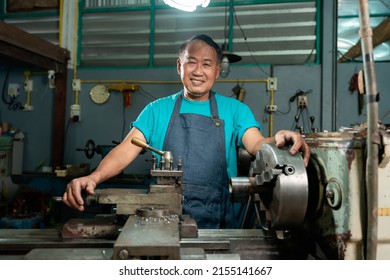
[53,192,98,206]
[131,137,165,156]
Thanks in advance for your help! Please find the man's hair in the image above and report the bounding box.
[179,34,223,63]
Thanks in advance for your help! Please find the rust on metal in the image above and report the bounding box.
[61,216,121,239]
[325,231,352,260]
[345,148,356,170]
[179,216,198,238]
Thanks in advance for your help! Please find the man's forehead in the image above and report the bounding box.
[181,40,218,59]
[187,39,215,50]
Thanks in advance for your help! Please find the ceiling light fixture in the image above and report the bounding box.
[220,0,241,78]
[163,0,210,12]
[220,43,242,78]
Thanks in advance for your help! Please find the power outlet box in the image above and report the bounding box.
[23,104,34,111]
[72,79,81,91]
[8,83,20,96]
[70,104,81,122]
[267,77,277,91]
[266,105,278,113]
[24,80,33,91]
[297,95,308,108]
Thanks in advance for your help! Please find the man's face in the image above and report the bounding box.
[177,40,220,100]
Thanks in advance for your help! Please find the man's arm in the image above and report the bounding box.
[242,127,310,166]
[62,127,146,211]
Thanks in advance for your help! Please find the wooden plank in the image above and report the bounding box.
[0,21,69,65]
[0,41,61,71]
[338,17,390,62]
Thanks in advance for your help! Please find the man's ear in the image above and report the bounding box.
[176,58,182,75]
[215,64,221,79]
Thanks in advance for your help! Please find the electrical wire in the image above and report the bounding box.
[119,86,158,139]
[1,69,10,105]
[122,102,126,139]
[224,0,228,47]
[304,105,316,132]
[337,49,364,63]
[289,89,314,133]
[302,44,317,64]
[276,101,292,115]
[139,87,158,101]
[232,5,270,76]
[262,105,269,124]
[291,107,302,131]
[381,109,390,123]
[302,107,309,133]
[37,82,50,104]
[1,68,24,111]
[380,0,390,10]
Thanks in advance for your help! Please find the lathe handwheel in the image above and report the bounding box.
[84,139,96,159]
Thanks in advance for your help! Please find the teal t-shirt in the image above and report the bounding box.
[131,91,262,177]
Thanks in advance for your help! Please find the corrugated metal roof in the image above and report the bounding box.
[81,10,151,66]
[6,1,389,67]
[79,1,317,67]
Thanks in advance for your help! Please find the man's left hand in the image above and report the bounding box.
[274,130,311,167]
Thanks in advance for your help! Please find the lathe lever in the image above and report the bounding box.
[131,137,165,156]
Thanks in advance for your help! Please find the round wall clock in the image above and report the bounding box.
[90,84,110,104]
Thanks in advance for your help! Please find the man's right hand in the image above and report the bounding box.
[62,177,97,211]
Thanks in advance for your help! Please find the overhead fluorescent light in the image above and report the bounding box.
[163,0,210,12]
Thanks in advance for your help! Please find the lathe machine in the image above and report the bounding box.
[0,127,389,260]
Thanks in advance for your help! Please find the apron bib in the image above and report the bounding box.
[163,92,236,229]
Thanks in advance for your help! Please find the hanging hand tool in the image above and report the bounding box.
[107,83,140,108]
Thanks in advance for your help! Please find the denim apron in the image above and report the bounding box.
[163,92,236,229]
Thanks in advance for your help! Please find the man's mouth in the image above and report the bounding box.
[191,78,204,85]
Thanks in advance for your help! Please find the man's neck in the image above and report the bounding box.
[183,90,210,101]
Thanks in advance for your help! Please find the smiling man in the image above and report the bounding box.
[63,34,310,229]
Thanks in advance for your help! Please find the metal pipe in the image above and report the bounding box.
[358,0,379,260]
[269,88,275,137]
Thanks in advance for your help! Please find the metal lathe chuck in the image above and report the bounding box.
[230,144,309,230]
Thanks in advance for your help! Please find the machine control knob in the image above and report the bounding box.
[118,248,129,260]
[325,179,342,209]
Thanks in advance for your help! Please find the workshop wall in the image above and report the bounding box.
[0,64,320,173]
[0,70,54,172]
[64,65,322,175]
[1,1,389,176]
[336,63,390,129]
[1,61,390,174]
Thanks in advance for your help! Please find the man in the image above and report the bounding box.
[63,34,310,229]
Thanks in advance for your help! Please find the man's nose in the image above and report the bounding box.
[193,63,203,75]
